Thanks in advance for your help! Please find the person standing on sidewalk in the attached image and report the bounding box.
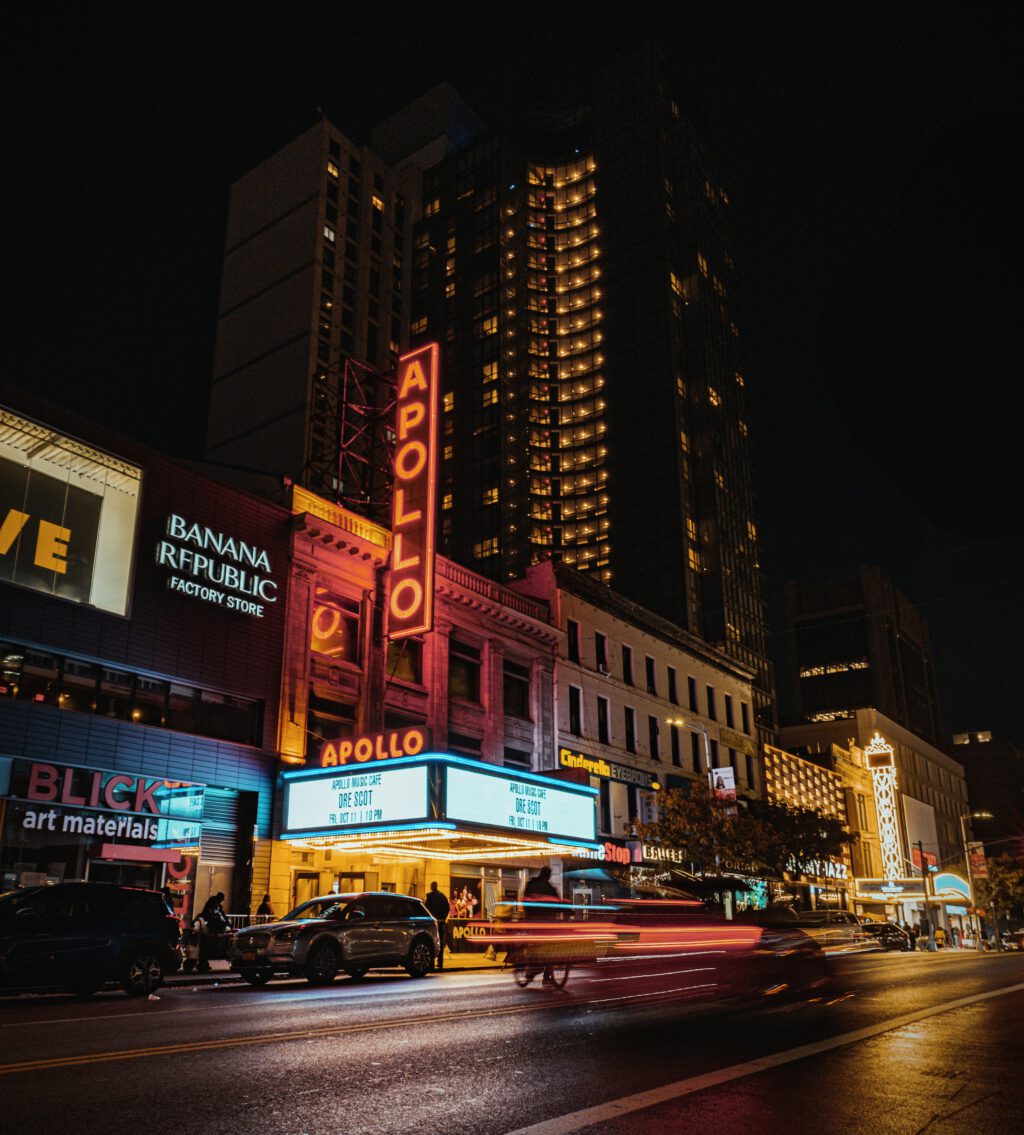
[425,881,451,970]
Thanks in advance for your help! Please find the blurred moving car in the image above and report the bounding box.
[486,898,838,1010]
[231,892,440,986]
[861,921,911,951]
[0,882,181,996]
[745,907,873,954]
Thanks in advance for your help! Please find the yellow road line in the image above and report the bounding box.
[0,1000,553,1076]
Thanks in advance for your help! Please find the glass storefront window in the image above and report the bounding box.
[199,689,260,746]
[16,649,59,705]
[133,676,169,727]
[97,667,134,719]
[60,657,99,713]
[310,586,361,664]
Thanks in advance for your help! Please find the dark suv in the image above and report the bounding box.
[0,882,181,996]
[231,892,440,986]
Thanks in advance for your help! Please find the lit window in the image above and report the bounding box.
[442,493,453,510]
[443,392,454,412]
[482,387,498,407]
[482,316,498,336]
[445,281,456,298]
[443,445,453,461]
[424,198,440,217]
[411,316,427,335]
[696,252,708,276]
[714,471,726,490]
[372,194,384,211]
[708,387,721,407]
[473,537,499,559]
[326,161,339,179]
[735,372,745,388]
[482,486,498,505]
[323,225,336,243]
[679,431,689,453]
[688,547,702,572]
[739,420,749,437]
[686,517,697,541]
[482,361,498,382]
[747,521,757,540]
[676,375,686,397]
[670,272,684,296]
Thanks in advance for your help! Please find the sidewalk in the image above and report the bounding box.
[164,949,506,986]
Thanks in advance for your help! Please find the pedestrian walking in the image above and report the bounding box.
[424,881,451,970]
[256,893,274,917]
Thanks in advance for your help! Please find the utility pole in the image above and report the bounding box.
[917,840,937,952]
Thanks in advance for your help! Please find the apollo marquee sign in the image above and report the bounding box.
[388,344,439,641]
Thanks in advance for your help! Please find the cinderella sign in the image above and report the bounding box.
[155,514,278,617]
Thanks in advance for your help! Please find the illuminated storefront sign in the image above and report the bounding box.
[283,764,430,835]
[388,344,439,641]
[281,754,598,846]
[1,758,204,847]
[558,745,657,788]
[445,765,595,843]
[865,732,903,882]
[0,407,141,616]
[155,513,278,617]
[319,726,431,767]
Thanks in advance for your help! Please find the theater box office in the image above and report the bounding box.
[0,392,289,922]
[279,754,598,947]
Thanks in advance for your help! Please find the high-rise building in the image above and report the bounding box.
[206,51,775,740]
[383,47,774,740]
[786,563,943,747]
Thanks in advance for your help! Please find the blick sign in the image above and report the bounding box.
[388,344,439,641]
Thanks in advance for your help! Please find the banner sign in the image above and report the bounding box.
[968,841,988,879]
[388,344,439,640]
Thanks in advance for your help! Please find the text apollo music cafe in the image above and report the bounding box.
[279,744,599,863]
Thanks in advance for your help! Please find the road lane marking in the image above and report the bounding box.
[503,980,1024,1135]
[0,998,557,1075]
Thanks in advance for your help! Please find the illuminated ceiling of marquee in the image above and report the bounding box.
[283,825,592,863]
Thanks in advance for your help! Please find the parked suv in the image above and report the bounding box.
[231,892,440,986]
[0,882,181,996]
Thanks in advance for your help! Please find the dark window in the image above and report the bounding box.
[706,685,717,721]
[567,619,580,663]
[624,707,636,753]
[745,755,755,791]
[449,639,481,702]
[448,732,482,758]
[691,731,702,773]
[599,779,611,833]
[687,675,698,712]
[741,702,750,734]
[504,747,531,770]
[648,715,660,760]
[645,656,657,695]
[503,659,531,719]
[668,667,678,705]
[710,739,719,766]
[597,696,610,744]
[670,723,681,766]
[595,632,607,671]
[568,686,582,735]
[622,645,633,686]
[386,639,422,684]
[725,694,734,728]
[306,691,355,756]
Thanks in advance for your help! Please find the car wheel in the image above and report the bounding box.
[240,969,273,987]
[346,967,367,981]
[122,950,164,996]
[405,938,435,978]
[304,941,340,985]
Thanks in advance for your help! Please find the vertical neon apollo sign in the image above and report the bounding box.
[865,732,903,882]
[388,344,439,640]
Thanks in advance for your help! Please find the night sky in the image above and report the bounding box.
[7,4,1021,742]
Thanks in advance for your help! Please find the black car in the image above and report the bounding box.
[862,921,911,951]
[0,882,181,996]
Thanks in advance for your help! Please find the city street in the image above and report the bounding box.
[2,951,1022,1135]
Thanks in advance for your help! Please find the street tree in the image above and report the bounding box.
[744,798,856,881]
[976,853,1024,943]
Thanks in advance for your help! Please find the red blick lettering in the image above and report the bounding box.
[27,763,58,802]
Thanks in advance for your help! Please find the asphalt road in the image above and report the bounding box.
[2,951,1022,1135]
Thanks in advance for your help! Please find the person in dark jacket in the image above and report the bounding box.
[424,882,451,970]
[199,892,228,934]
[523,866,559,902]
[256,894,274,917]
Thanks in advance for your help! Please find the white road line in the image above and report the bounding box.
[503,981,1024,1135]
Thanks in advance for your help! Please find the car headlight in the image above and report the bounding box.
[272,929,301,944]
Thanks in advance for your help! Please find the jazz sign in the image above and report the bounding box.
[388,344,439,640]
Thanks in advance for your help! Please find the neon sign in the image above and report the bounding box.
[388,344,439,640]
[319,726,430,767]
[865,732,903,882]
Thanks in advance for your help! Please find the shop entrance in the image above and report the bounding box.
[87,859,163,889]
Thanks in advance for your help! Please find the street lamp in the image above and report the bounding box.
[960,811,993,952]
[666,717,711,772]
